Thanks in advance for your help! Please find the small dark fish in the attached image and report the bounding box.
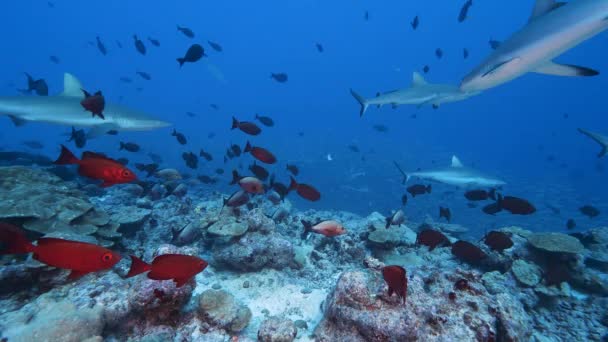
[47,1,54,8]
[423,65,430,74]
[580,205,600,218]
[136,71,151,80]
[270,175,289,199]
[106,130,119,136]
[411,15,419,30]
[21,73,48,96]
[171,129,187,145]
[489,39,501,50]
[348,144,360,153]
[119,77,133,83]
[177,44,205,67]
[464,189,496,201]
[177,25,195,38]
[148,37,160,47]
[416,229,451,251]
[80,89,105,120]
[500,195,536,215]
[382,265,407,305]
[116,40,123,48]
[249,162,269,181]
[255,114,274,127]
[286,164,299,176]
[232,117,261,136]
[407,184,431,197]
[315,43,324,52]
[68,127,87,148]
[49,55,60,64]
[198,175,217,184]
[271,73,288,83]
[373,124,388,133]
[96,36,107,55]
[482,231,513,252]
[207,40,223,52]
[566,219,576,230]
[563,113,569,119]
[463,48,469,59]
[22,140,44,149]
[451,240,487,264]
[148,153,163,164]
[435,48,443,59]
[226,148,235,160]
[223,190,249,207]
[210,104,219,110]
[186,111,196,118]
[364,10,369,21]
[133,35,146,55]
[199,149,213,161]
[215,168,224,175]
[458,0,473,23]
[244,141,276,164]
[119,142,140,152]
[289,177,321,202]
[401,194,408,206]
[439,207,451,222]
[182,152,198,169]
[117,158,129,166]
[135,162,158,177]
[230,144,242,157]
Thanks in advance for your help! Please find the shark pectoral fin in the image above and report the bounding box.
[533,62,599,77]
[482,58,520,78]
[86,124,118,139]
[529,0,565,22]
[8,115,27,127]
[60,73,85,98]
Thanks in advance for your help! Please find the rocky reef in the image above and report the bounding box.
[0,166,607,341]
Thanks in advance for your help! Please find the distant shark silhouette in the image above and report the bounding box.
[350,72,480,116]
[394,155,506,188]
[578,128,608,157]
[0,73,171,137]
[461,0,608,92]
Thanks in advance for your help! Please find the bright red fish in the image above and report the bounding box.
[126,254,208,287]
[244,141,276,164]
[80,89,105,120]
[289,177,321,202]
[55,145,137,187]
[301,220,346,238]
[0,223,120,279]
[382,265,407,305]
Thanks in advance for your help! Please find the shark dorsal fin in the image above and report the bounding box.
[529,0,565,22]
[451,155,463,168]
[60,73,84,97]
[412,72,428,87]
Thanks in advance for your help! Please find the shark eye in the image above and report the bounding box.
[101,252,113,262]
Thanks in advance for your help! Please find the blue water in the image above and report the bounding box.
[0,0,607,236]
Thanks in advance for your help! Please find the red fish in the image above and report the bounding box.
[244,141,276,164]
[80,89,105,120]
[231,117,261,136]
[0,222,120,279]
[451,240,487,264]
[126,254,208,287]
[55,145,137,187]
[301,220,346,238]
[289,177,321,202]
[230,170,264,194]
[416,229,451,251]
[482,231,513,252]
[382,265,407,305]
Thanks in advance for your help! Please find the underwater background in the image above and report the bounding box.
[0,0,607,341]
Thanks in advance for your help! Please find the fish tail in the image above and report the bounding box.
[349,89,369,117]
[288,176,298,191]
[119,142,125,150]
[24,72,34,90]
[426,185,432,194]
[171,129,176,136]
[489,188,496,201]
[393,161,408,184]
[231,117,239,130]
[385,217,392,229]
[230,170,240,185]
[54,145,79,165]
[0,223,35,254]
[126,255,151,278]
[244,141,252,153]
[301,220,313,238]
[176,58,185,67]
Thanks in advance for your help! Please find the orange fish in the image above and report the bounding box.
[55,145,137,187]
[0,223,120,279]
[230,170,264,194]
[289,177,321,202]
[126,254,208,287]
[382,265,407,305]
[301,220,346,238]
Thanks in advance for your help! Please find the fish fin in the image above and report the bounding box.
[529,0,566,22]
[60,73,85,98]
[385,217,392,229]
[82,151,109,160]
[482,58,520,77]
[54,145,80,165]
[244,141,252,153]
[100,181,115,188]
[392,161,408,184]
[411,72,428,87]
[301,220,313,238]
[289,176,298,191]
[82,89,91,98]
[388,287,394,297]
[68,269,89,280]
[176,58,185,67]
[230,170,240,185]
[0,223,35,254]
[8,115,27,127]
[578,128,608,157]
[349,89,369,117]
[533,62,599,77]
[87,124,118,139]
[451,155,464,168]
[126,255,151,278]
[174,277,189,288]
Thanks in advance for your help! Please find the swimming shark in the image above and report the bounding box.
[394,155,506,188]
[350,72,480,117]
[460,0,608,92]
[578,128,608,157]
[0,73,171,137]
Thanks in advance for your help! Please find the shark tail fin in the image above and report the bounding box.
[393,161,408,184]
[350,89,369,117]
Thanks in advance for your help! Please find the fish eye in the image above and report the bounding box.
[122,170,131,177]
[102,252,113,262]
